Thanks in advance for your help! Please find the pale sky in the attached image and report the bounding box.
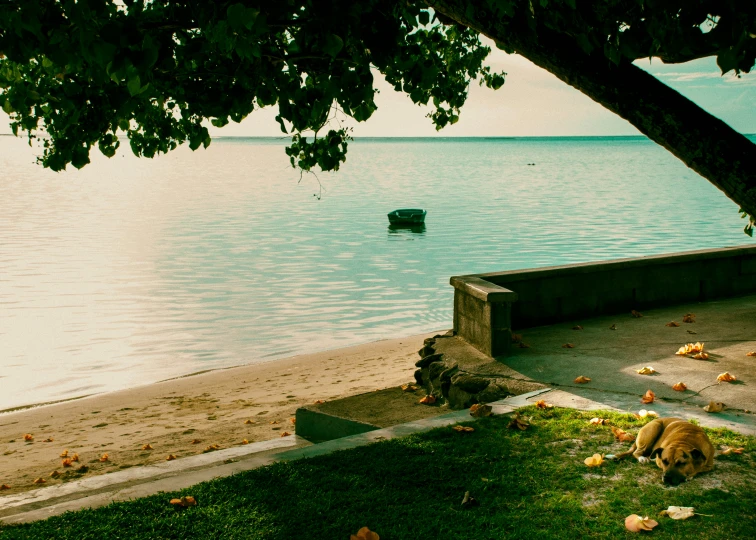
[2,45,754,139]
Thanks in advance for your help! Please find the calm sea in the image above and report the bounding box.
[1,135,754,410]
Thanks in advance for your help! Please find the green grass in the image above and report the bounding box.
[1,408,755,539]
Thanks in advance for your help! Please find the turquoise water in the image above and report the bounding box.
[1,135,753,409]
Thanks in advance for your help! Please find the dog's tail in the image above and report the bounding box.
[606,443,637,461]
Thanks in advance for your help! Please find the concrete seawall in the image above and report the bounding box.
[451,245,756,357]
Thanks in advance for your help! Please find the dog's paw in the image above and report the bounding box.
[637,456,650,464]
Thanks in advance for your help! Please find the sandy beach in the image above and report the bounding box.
[0,331,440,495]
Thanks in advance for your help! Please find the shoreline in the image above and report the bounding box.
[0,330,442,495]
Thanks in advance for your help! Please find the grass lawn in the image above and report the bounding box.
[1,407,754,539]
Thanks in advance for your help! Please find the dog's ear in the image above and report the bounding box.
[690,448,706,461]
[649,448,663,460]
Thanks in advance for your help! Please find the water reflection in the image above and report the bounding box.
[387,223,427,238]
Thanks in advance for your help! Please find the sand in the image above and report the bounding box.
[0,331,440,495]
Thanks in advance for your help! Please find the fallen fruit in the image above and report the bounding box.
[99,453,109,462]
[289,417,296,424]
[717,372,737,383]
[611,427,635,442]
[672,382,687,391]
[62,458,73,467]
[640,390,655,404]
[33,478,46,484]
[534,399,553,409]
[23,434,33,442]
[350,526,380,540]
[166,454,177,461]
[71,453,79,462]
[625,514,659,532]
[0,484,10,490]
[638,409,658,418]
[453,425,475,433]
[682,313,695,323]
[584,453,604,467]
[241,439,249,444]
[665,321,680,327]
[636,366,656,375]
[589,417,607,425]
[747,351,756,357]
[704,401,725,413]
[659,506,695,520]
[469,404,494,418]
[692,352,709,360]
[60,450,68,458]
[574,376,591,384]
[142,444,153,451]
[400,384,419,392]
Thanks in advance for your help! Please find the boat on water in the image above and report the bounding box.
[387,208,427,225]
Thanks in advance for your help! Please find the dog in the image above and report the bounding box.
[609,417,714,485]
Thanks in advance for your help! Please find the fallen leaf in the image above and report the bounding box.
[244,419,255,424]
[460,491,479,508]
[659,506,695,520]
[720,446,744,455]
[717,372,737,383]
[637,366,656,375]
[704,401,725,413]
[142,444,153,451]
[62,458,73,467]
[453,425,475,433]
[574,376,591,384]
[269,420,279,425]
[280,432,291,437]
[641,390,655,404]
[609,324,617,330]
[682,313,696,323]
[49,470,61,478]
[572,325,583,330]
[0,484,10,490]
[562,343,575,348]
[631,310,643,318]
[589,418,607,425]
[202,444,220,453]
[241,439,249,445]
[289,417,296,424]
[469,404,493,417]
[665,321,680,327]
[625,514,659,532]
[23,434,33,442]
[191,439,202,444]
[166,454,177,461]
[638,410,658,418]
[507,413,530,431]
[400,384,419,392]
[534,400,553,409]
[314,400,326,404]
[43,438,54,443]
[517,341,530,348]
[33,478,46,484]
[584,453,604,467]
[672,382,688,391]
[99,453,109,462]
[60,450,68,458]
[419,395,437,405]
[350,526,380,540]
[71,453,79,462]
[692,352,709,360]
[611,427,635,442]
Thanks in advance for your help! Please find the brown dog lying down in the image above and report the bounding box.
[607,417,714,485]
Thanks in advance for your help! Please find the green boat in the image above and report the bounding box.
[387,208,427,225]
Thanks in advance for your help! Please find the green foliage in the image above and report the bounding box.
[0,0,505,172]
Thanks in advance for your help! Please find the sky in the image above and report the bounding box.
[2,43,754,138]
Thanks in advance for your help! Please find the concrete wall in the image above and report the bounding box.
[451,245,756,357]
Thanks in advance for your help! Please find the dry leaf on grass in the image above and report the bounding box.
[692,352,709,360]
[400,384,419,392]
[672,382,688,391]
[23,434,33,442]
[609,324,617,330]
[589,418,607,425]
[419,395,436,405]
[60,450,68,458]
[562,343,575,348]
[166,454,177,461]
[611,427,635,442]
[534,400,553,409]
[99,453,109,462]
[625,514,659,532]
[33,478,46,484]
[244,419,255,424]
[637,366,656,375]
[665,321,680,327]
[682,313,695,323]
[574,376,591,384]
[717,372,737,383]
[572,325,583,330]
[638,410,658,418]
[142,444,153,451]
[720,447,744,455]
[453,425,475,433]
[704,401,725,413]
[584,453,604,467]
[640,390,655,404]
[631,310,643,318]
[62,459,73,467]
[746,352,756,357]
[469,404,493,418]
[0,484,10,490]
[350,526,380,540]
[659,506,696,520]
[507,413,530,431]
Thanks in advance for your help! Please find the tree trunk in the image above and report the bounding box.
[429,0,756,226]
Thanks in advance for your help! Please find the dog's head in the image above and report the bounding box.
[650,446,707,485]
